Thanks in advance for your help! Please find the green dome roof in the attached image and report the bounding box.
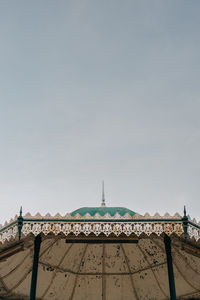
[70,207,135,217]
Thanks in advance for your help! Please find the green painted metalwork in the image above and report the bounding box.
[29,234,41,300]
[23,218,183,223]
[17,207,23,241]
[164,234,176,300]
[188,221,200,229]
[0,221,17,233]
[182,206,188,241]
[70,207,136,217]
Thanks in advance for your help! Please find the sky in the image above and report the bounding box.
[0,1,200,225]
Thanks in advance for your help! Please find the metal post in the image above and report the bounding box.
[29,234,41,300]
[182,205,188,241]
[164,234,176,300]
[17,206,23,241]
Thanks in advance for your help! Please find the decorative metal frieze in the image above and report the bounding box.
[0,224,18,244]
[18,221,184,238]
[1,218,200,246]
[188,223,200,241]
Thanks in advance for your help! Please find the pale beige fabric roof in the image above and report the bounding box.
[0,235,200,299]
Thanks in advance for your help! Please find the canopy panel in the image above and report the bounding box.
[0,235,200,299]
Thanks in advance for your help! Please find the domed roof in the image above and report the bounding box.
[70,206,136,217]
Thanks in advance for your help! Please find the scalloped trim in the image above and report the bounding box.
[0,211,198,231]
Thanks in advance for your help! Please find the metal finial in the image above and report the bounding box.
[184,205,186,218]
[20,206,22,217]
[182,205,188,241]
[101,181,106,207]
[18,206,23,241]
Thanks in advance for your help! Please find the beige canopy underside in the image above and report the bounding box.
[0,235,200,300]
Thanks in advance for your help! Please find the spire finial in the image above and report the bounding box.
[18,206,23,241]
[20,206,22,217]
[183,205,188,241]
[184,205,186,218]
[101,181,106,207]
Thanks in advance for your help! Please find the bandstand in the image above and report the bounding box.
[0,203,200,300]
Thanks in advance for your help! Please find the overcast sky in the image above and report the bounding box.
[0,1,200,225]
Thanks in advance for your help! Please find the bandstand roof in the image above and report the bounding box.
[70,206,136,217]
[0,206,200,300]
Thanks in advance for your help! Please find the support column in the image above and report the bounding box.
[17,206,23,241]
[182,206,188,242]
[29,234,41,300]
[164,234,176,300]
